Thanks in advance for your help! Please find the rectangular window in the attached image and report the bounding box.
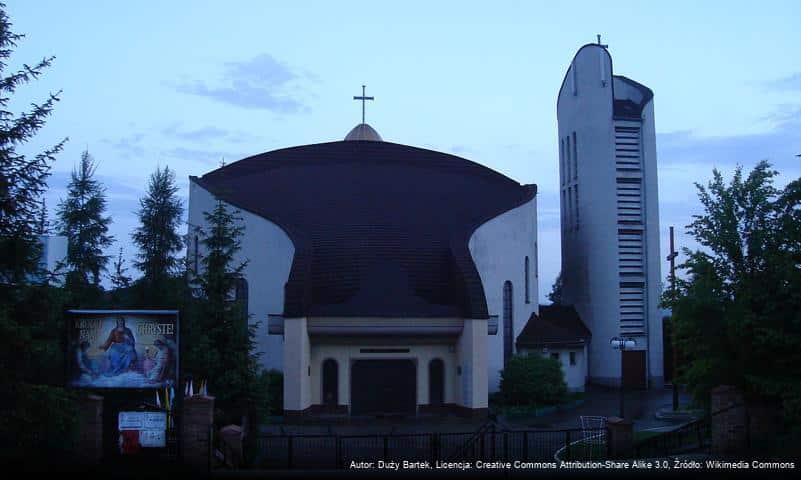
[572,131,578,181]
[565,138,571,181]
[570,351,576,366]
[574,185,579,231]
[193,235,199,273]
[550,352,560,361]
[534,242,538,278]
[559,139,565,185]
[568,186,573,231]
[571,62,578,96]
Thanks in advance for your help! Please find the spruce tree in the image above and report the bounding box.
[186,198,260,413]
[0,3,77,463]
[56,150,114,289]
[0,7,64,285]
[132,165,183,302]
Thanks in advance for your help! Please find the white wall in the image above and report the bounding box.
[187,180,295,372]
[469,197,538,392]
[520,345,588,392]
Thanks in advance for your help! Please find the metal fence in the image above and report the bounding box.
[634,402,744,458]
[244,426,608,469]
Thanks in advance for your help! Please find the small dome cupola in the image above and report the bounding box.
[345,84,382,141]
[345,123,383,141]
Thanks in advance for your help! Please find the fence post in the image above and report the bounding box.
[565,430,571,461]
[336,435,342,469]
[523,431,528,460]
[503,432,509,462]
[287,436,293,469]
[490,424,496,459]
[383,435,389,461]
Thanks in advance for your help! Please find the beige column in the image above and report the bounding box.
[457,319,488,413]
[283,317,311,416]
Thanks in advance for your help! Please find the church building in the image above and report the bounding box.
[188,115,538,418]
[186,42,665,418]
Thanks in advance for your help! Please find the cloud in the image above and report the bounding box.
[161,124,260,144]
[173,54,312,113]
[766,73,801,92]
[164,146,247,166]
[103,133,145,159]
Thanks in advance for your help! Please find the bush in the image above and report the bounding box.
[500,354,567,406]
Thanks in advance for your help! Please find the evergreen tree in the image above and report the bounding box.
[185,198,261,414]
[108,246,131,306]
[56,150,114,289]
[132,165,183,302]
[0,3,77,463]
[548,271,563,305]
[0,7,64,285]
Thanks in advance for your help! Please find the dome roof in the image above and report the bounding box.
[193,140,537,319]
[345,123,383,141]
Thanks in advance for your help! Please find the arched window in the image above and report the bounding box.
[525,257,530,304]
[322,359,338,407]
[429,359,444,407]
[503,281,514,365]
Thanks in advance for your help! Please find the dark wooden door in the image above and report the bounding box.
[622,350,647,390]
[322,359,338,407]
[351,360,416,415]
[428,359,444,406]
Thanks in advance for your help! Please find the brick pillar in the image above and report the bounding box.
[747,400,780,445]
[76,394,103,464]
[606,417,634,459]
[181,395,215,471]
[219,425,243,467]
[711,385,746,456]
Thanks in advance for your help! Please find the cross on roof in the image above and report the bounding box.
[597,34,608,49]
[353,85,374,124]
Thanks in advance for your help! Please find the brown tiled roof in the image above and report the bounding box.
[516,304,592,347]
[193,140,536,319]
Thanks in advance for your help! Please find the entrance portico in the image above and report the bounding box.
[276,316,490,418]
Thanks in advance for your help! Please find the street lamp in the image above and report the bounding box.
[610,336,636,418]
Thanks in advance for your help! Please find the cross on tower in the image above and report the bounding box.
[596,34,608,49]
[353,85,374,124]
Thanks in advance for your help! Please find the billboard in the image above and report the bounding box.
[67,310,178,389]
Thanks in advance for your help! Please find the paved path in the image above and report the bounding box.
[499,385,694,431]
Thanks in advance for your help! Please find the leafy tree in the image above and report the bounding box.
[0,3,77,463]
[665,161,801,425]
[56,150,113,291]
[132,165,183,303]
[548,271,563,305]
[185,198,261,414]
[500,353,567,406]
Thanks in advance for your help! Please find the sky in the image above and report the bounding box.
[6,0,801,303]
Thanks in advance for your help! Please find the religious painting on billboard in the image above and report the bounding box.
[67,310,178,389]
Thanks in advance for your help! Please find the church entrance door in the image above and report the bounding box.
[350,359,416,416]
[622,350,647,390]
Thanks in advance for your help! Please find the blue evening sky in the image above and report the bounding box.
[7,0,801,302]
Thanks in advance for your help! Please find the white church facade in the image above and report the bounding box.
[185,42,664,418]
